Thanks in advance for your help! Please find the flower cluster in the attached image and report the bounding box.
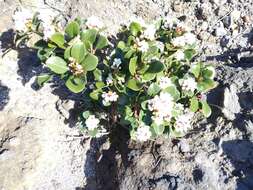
[14,10,217,141]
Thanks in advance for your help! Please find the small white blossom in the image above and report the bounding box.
[85,115,100,131]
[135,124,152,141]
[89,84,95,89]
[106,74,113,85]
[164,16,178,29]
[174,50,185,61]
[179,77,197,92]
[111,58,122,69]
[86,16,104,29]
[13,8,33,32]
[175,111,194,133]
[102,91,119,105]
[155,41,164,52]
[118,77,125,85]
[138,40,149,52]
[148,92,174,122]
[171,36,186,47]
[183,32,196,45]
[143,24,156,40]
[158,77,173,89]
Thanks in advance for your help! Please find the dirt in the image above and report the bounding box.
[1,0,253,190]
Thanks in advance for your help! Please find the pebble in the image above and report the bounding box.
[215,25,227,37]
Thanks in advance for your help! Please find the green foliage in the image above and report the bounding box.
[15,13,217,141]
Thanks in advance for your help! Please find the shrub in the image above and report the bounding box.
[14,9,217,141]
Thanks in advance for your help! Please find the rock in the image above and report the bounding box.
[215,25,227,37]
[179,139,190,153]
[220,36,230,47]
[223,84,241,120]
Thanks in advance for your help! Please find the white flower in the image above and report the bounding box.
[86,16,104,29]
[85,115,100,131]
[155,41,164,52]
[138,40,149,52]
[175,111,194,133]
[164,16,178,29]
[13,8,33,32]
[158,77,173,89]
[171,36,186,47]
[135,124,152,141]
[111,58,122,69]
[174,50,185,61]
[43,24,56,40]
[106,74,113,85]
[38,9,57,25]
[102,91,119,105]
[148,92,174,122]
[89,84,95,89]
[179,77,197,92]
[184,32,196,45]
[143,24,156,40]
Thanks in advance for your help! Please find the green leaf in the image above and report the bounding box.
[190,63,201,78]
[95,81,105,89]
[65,76,86,93]
[163,86,180,101]
[93,69,102,81]
[81,53,98,71]
[64,46,71,60]
[65,21,80,39]
[127,79,143,91]
[129,56,137,75]
[146,60,165,74]
[95,35,108,50]
[46,56,69,74]
[129,22,142,36]
[201,100,211,118]
[124,49,135,59]
[190,96,199,112]
[147,83,161,96]
[82,111,90,119]
[37,48,53,61]
[89,90,100,100]
[71,42,87,63]
[184,49,196,61]
[50,32,65,47]
[152,124,165,135]
[37,74,52,86]
[81,29,98,45]
[141,72,156,81]
[197,79,217,92]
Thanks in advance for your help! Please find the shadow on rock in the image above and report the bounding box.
[81,125,130,190]
[222,140,253,190]
[0,81,10,111]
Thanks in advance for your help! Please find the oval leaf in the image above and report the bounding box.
[129,56,137,75]
[65,76,86,93]
[190,96,199,112]
[95,35,108,50]
[201,100,211,118]
[127,79,143,91]
[46,56,69,74]
[37,74,52,86]
[81,29,98,45]
[50,32,65,47]
[129,22,142,36]
[81,53,98,71]
[71,42,87,63]
[147,60,165,74]
[65,21,80,39]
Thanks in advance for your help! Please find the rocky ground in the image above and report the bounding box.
[1,0,253,190]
